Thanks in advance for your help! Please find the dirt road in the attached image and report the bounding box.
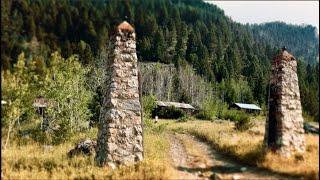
[168,132,298,180]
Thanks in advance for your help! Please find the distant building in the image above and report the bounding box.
[33,96,48,116]
[154,101,196,118]
[229,103,261,114]
[33,96,49,130]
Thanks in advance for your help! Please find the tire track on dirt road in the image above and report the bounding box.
[168,132,299,180]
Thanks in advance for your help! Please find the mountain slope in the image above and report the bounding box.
[1,0,318,119]
[249,22,319,64]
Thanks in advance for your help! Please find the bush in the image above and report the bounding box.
[155,106,186,119]
[195,97,222,120]
[216,103,229,120]
[177,116,188,122]
[142,95,157,118]
[219,109,253,131]
[2,52,93,145]
[234,115,253,131]
[195,109,214,120]
[220,110,238,121]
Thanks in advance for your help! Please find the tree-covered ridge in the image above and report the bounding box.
[1,0,318,120]
[249,22,319,64]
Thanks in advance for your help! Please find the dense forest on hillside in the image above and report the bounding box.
[249,22,319,65]
[1,0,318,120]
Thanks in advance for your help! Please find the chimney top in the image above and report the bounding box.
[117,21,134,33]
[274,48,296,62]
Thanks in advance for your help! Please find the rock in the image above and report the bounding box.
[68,139,97,158]
[135,152,143,161]
[134,144,143,152]
[198,163,206,169]
[107,162,116,170]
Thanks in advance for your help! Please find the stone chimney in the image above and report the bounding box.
[264,48,305,157]
[95,21,143,166]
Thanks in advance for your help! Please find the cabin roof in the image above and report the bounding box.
[232,103,261,110]
[156,101,195,109]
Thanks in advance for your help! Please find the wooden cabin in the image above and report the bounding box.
[229,103,261,114]
[153,101,196,118]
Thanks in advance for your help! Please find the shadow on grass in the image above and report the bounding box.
[178,165,241,174]
[177,164,302,179]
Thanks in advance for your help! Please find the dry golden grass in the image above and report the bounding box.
[2,119,318,179]
[164,119,319,179]
[261,134,319,179]
[1,127,174,179]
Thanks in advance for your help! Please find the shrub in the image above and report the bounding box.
[177,116,188,122]
[155,106,186,119]
[142,95,157,118]
[195,97,223,120]
[234,114,253,131]
[220,109,253,131]
[2,52,93,145]
[216,103,229,120]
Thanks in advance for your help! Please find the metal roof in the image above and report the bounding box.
[1,100,7,105]
[233,103,261,110]
[156,101,195,109]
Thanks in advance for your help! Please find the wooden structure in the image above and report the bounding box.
[229,103,261,114]
[33,96,48,130]
[154,101,196,117]
[33,97,48,115]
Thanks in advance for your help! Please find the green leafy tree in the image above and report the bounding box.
[43,52,93,137]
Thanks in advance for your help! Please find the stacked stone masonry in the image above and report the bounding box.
[264,49,305,157]
[95,21,143,166]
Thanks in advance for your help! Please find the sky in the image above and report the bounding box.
[205,1,319,31]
